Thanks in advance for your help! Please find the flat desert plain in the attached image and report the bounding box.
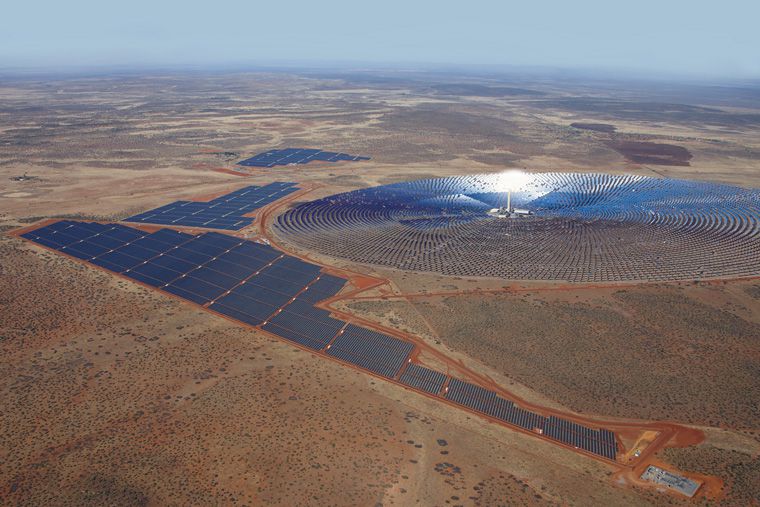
[1,70,759,505]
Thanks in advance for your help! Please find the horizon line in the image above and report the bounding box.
[2,60,760,85]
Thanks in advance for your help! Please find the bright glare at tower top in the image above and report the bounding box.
[495,170,531,191]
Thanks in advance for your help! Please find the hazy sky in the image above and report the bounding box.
[2,0,759,78]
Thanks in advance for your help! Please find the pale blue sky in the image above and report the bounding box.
[2,0,759,77]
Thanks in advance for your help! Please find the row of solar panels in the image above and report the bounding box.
[124,182,298,231]
[21,220,413,380]
[21,220,617,460]
[395,366,616,459]
[327,325,414,378]
[238,148,370,168]
[543,416,617,460]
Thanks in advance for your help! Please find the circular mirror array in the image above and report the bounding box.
[275,172,760,282]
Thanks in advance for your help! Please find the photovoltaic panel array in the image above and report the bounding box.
[543,416,617,460]
[125,182,298,231]
[21,220,617,460]
[296,274,347,304]
[445,378,497,413]
[442,377,618,460]
[20,221,336,324]
[238,148,370,168]
[327,324,414,378]
[21,220,412,378]
[398,363,446,395]
[261,268,346,351]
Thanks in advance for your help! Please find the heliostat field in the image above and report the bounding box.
[274,172,760,282]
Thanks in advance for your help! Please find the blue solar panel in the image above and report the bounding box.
[297,276,346,303]
[166,276,226,302]
[87,234,128,250]
[209,302,265,327]
[238,148,370,168]
[220,250,274,270]
[313,273,346,289]
[130,236,176,253]
[229,242,281,263]
[205,219,251,230]
[276,256,323,276]
[284,299,337,321]
[203,256,263,280]
[327,325,413,378]
[163,284,210,305]
[486,396,516,421]
[230,281,294,308]
[76,222,110,234]
[187,266,241,290]
[265,310,339,346]
[60,246,96,260]
[261,322,328,350]
[47,231,86,246]
[124,182,299,231]
[205,232,246,249]
[445,378,496,413]
[91,251,145,271]
[65,223,101,237]
[297,289,336,304]
[181,235,240,257]
[44,221,77,232]
[90,257,131,272]
[399,364,446,395]
[24,222,340,343]
[146,228,194,246]
[27,230,68,249]
[210,292,278,321]
[261,264,317,286]
[27,235,66,249]
[165,246,213,266]
[64,240,112,258]
[100,227,147,243]
[129,262,183,284]
[253,273,307,296]
[149,252,197,273]
[124,270,165,288]
[116,243,159,262]
[24,228,49,239]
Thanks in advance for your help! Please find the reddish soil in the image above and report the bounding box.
[256,189,726,479]
[11,192,716,480]
[212,167,249,177]
[3,70,760,506]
